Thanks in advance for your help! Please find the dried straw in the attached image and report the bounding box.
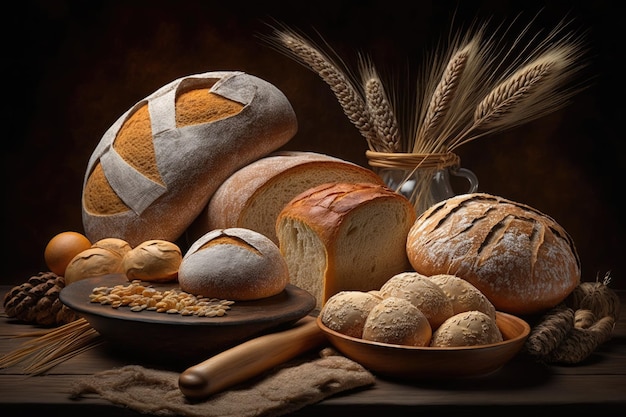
[0,318,102,375]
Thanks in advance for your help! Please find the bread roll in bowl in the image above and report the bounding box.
[178,228,289,300]
[406,193,581,315]
[320,290,382,338]
[362,296,432,347]
[431,310,502,347]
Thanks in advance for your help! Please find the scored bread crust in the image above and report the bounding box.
[82,71,297,247]
[276,182,417,308]
[192,151,385,243]
[406,193,581,315]
[178,228,289,300]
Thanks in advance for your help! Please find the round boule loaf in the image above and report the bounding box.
[431,310,503,347]
[362,296,432,346]
[320,290,382,338]
[406,193,581,315]
[82,71,297,247]
[178,228,289,300]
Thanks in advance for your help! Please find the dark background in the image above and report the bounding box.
[4,0,624,288]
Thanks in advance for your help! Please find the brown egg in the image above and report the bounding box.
[44,231,93,276]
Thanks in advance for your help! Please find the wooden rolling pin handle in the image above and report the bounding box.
[178,315,326,400]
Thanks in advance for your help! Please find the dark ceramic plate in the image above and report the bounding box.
[60,274,316,363]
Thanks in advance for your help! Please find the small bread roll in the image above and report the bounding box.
[362,297,432,346]
[64,247,124,286]
[92,238,132,258]
[379,272,454,329]
[428,274,496,320]
[431,311,503,347]
[178,228,289,300]
[123,240,182,282]
[320,291,382,338]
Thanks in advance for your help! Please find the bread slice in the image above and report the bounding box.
[191,151,385,243]
[82,71,297,247]
[276,182,417,308]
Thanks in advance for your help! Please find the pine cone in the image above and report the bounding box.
[3,272,79,326]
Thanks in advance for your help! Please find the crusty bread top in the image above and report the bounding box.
[406,193,581,315]
[198,151,385,242]
[277,182,406,244]
[276,182,417,306]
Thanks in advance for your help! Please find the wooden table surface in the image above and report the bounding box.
[1,286,625,416]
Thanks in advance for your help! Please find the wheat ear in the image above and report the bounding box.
[361,62,401,152]
[272,30,377,147]
[473,56,556,130]
[415,42,473,149]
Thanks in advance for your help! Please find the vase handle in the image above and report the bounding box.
[451,167,479,194]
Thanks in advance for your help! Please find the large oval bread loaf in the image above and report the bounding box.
[192,151,385,243]
[276,182,417,308]
[406,193,581,315]
[82,71,297,247]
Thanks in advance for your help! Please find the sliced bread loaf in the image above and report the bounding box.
[276,182,417,308]
[191,151,384,243]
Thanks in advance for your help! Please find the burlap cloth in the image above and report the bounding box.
[70,347,375,417]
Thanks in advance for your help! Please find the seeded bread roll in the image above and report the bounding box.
[320,291,382,338]
[379,272,454,329]
[362,296,432,347]
[178,228,289,301]
[406,193,581,315]
[82,71,297,247]
[431,311,502,347]
[276,182,417,308]
[193,151,385,243]
[428,274,496,321]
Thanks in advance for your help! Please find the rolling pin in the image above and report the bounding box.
[178,315,326,400]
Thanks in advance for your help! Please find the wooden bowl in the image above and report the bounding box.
[60,274,316,364]
[317,312,530,380]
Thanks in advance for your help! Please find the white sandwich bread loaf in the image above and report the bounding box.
[406,193,581,315]
[191,151,385,243]
[81,71,297,247]
[276,182,417,308]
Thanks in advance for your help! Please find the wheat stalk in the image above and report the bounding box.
[269,28,378,149]
[361,60,401,152]
[474,57,557,129]
[414,42,474,150]
[447,39,584,151]
[0,317,102,375]
[264,16,588,178]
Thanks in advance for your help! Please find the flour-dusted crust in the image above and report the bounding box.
[320,291,382,338]
[192,151,384,243]
[406,193,581,315]
[178,228,289,300]
[82,72,297,247]
[362,296,432,347]
[431,310,502,347]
